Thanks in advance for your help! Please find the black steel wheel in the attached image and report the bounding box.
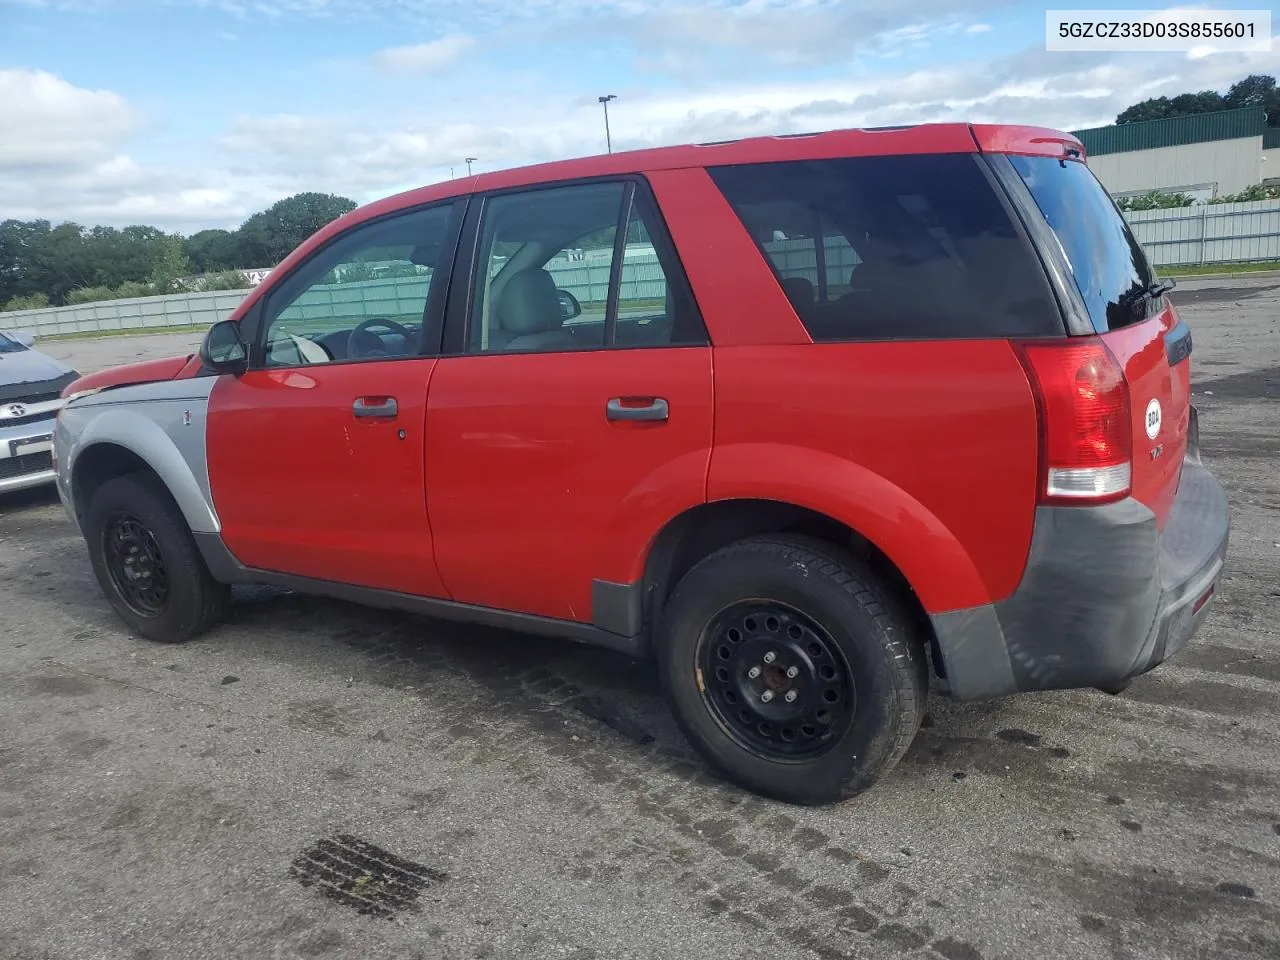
[657,534,928,805]
[85,472,229,643]
[697,600,854,760]
[102,512,170,617]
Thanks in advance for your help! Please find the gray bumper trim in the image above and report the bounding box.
[932,454,1230,700]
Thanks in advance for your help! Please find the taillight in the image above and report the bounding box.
[1016,339,1132,505]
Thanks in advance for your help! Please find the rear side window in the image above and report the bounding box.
[708,154,1062,341]
[1008,155,1155,332]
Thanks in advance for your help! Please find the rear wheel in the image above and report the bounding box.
[85,472,229,643]
[657,535,928,805]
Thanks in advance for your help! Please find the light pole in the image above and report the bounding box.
[598,94,617,153]
[465,156,477,176]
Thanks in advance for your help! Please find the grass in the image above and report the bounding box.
[1162,260,1280,278]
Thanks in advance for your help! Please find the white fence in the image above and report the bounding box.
[1,252,673,339]
[4,198,1280,338]
[1126,197,1280,267]
[2,289,252,339]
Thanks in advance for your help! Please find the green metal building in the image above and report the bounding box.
[1069,107,1274,201]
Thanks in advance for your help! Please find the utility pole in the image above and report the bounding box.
[598,94,617,153]
[465,157,477,176]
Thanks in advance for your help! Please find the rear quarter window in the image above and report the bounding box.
[1007,155,1156,333]
[707,154,1063,341]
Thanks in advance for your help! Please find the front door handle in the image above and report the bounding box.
[353,396,398,419]
[606,397,669,422]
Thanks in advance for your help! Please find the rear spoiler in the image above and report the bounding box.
[969,124,1086,160]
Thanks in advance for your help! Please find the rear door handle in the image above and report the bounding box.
[353,396,398,419]
[606,397,669,422]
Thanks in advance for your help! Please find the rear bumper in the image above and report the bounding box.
[931,429,1230,699]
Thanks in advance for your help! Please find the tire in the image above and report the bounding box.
[656,534,928,806]
[85,472,229,643]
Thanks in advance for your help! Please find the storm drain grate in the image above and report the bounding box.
[289,834,447,919]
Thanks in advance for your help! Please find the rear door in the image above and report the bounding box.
[424,177,713,627]
[206,199,464,595]
[1002,153,1191,526]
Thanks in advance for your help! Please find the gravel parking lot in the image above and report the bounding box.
[3,279,1278,960]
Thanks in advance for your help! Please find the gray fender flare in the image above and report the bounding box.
[68,404,219,535]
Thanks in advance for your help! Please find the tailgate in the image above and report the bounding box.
[1002,151,1190,527]
[1098,303,1191,527]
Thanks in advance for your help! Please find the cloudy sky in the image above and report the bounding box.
[2,0,1278,233]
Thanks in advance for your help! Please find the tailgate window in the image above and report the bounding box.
[1007,155,1155,333]
[708,154,1063,341]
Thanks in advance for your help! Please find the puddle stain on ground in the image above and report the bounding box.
[290,834,447,919]
[27,674,98,697]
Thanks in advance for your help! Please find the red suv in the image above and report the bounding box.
[54,124,1229,805]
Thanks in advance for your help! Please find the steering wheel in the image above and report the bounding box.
[349,317,414,359]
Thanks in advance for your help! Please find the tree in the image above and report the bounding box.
[1208,183,1280,204]
[0,189,359,308]
[0,219,50,306]
[1116,90,1225,124]
[1225,74,1280,126]
[2,292,48,312]
[148,234,191,293]
[97,225,175,289]
[1115,190,1196,212]
[1115,74,1279,126]
[183,229,240,273]
[235,192,357,266]
[37,223,96,305]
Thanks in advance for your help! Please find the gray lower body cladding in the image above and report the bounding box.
[931,452,1230,700]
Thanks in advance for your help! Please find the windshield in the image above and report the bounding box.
[0,331,26,353]
[1009,155,1155,332]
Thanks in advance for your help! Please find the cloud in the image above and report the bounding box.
[372,34,474,74]
[7,21,1280,233]
[219,42,1271,193]
[610,0,1019,68]
[966,23,992,34]
[0,69,138,169]
[0,70,288,231]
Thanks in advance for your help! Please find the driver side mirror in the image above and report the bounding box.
[200,319,249,374]
[8,330,35,347]
[557,289,581,321]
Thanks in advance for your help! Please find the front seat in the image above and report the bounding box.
[492,268,579,352]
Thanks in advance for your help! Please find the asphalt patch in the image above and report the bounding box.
[569,694,655,745]
[1170,283,1280,307]
[289,834,447,919]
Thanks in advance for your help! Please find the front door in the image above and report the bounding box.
[425,179,714,625]
[206,200,463,596]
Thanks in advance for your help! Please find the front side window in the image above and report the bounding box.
[260,202,458,367]
[0,331,25,354]
[467,180,703,354]
[708,154,1062,340]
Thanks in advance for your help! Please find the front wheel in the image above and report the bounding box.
[657,535,928,805]
[85,472,229,643]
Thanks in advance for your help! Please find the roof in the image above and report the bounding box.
[228,122,1082,321]
[1071,107,1266,156]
